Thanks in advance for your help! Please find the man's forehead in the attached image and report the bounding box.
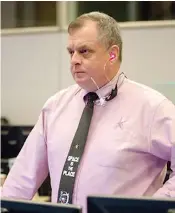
[67,21,100,48]
[67,39,98,49]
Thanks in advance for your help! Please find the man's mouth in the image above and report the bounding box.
[75,71,85,73]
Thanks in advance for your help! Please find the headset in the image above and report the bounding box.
[109,52,116,61]
[90,52,125,106]
[99,52,120,104]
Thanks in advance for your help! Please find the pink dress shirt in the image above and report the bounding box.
[1,72,175,212]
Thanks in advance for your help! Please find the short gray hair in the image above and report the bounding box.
[68,11,123,62]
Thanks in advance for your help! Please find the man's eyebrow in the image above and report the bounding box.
[67,47,72,52]
[78,44,90,50]
[67,44,92,52]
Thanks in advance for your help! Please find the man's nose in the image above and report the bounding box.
[71,52,81,66]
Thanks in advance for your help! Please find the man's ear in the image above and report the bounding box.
[109,45,120,62]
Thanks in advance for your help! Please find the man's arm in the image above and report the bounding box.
[149,99,175,197]
[1,109,49,200]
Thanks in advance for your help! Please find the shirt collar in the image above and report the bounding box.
[95,70,123,99]
[77,70,125,100]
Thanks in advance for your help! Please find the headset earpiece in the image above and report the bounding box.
[109,53,116,61]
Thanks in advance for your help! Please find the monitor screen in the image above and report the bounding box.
[87,195,175,213]
[1,198,82,213]
[1,125,33,159]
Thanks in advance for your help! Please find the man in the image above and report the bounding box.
[1,11,175,211]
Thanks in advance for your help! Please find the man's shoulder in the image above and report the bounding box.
[42,84,80,111]
[125,78,168,107]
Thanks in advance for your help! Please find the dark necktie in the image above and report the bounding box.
[57,92,99,204]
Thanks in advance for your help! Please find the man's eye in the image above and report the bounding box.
[69,51,74,55]
[80,49,88,54]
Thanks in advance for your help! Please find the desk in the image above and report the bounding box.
[32,193,50,202]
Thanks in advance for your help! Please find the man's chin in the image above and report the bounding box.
[75,80,88,88]
[74,75,89,84]
[74,80,96,92]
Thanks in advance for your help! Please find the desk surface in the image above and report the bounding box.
[32,194,50,202]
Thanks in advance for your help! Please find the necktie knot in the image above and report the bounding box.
[84,92,99,106]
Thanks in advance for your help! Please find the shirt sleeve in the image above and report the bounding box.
[149,99,175,198]
[1,108,49,200]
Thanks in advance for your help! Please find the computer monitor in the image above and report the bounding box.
[87,195,175,213]
[1,125,33,174]
[1,198,82,213]
[1,126,22,159]
[1,125,33,159]
[19,126,34,143]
